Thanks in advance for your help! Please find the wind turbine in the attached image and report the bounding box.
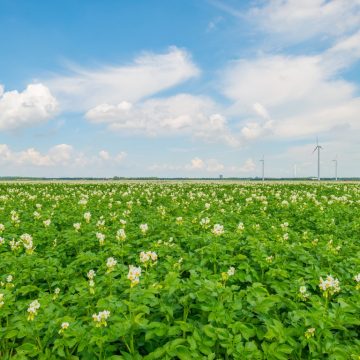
[332,156,338,181]
[259,155,264,182]
[312,137,322,181]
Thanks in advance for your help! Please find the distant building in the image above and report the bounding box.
[219,174,223,180]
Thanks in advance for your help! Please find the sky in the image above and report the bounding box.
[1,0,360,178]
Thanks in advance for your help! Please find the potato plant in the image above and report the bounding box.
[0,182,360,359]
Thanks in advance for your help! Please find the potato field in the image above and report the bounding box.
[0,182,360,359]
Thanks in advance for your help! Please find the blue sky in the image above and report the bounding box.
[1,0,360,178]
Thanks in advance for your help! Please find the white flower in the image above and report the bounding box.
[140,223,148,234]
[9,239,21,251]
[78,198,88,206]
[87,269,96,280]
[0,293,4,307]
[11,211,20,224]
[27,300,40,321]
[96,219,105,228]
[127,265,142,287]
[237,222,245,231]
[59,322,70,334]
[92,310,110,327]
[116,228,126,241]
[354,273,360,283]
[52,287,61,300]
[6,275,13,283]
[280,222,289,229]
[200,217,210,227]
[96,232,106,246]
[227,266,235,276]
[43,219,51,227]
[140,251,150,263]
[205,203,211,210]
[84,212,91,223]
[0,237,4,246]
[0,224,5,232]
[61,322,69,329]
[149,251,158,261]
[106,257,117,273]
[319,275,340,297]
[299,286,310,300]
[212,224,224,236]
[305,327,315,339]
[20,233,35,254]
[140,251,158,265]
[73,223,81,231]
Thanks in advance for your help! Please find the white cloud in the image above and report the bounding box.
[99,150,110,161]
[248,0,360,43]
[86,93,240,146]
[150,157,225,174]
[45,47,199,112]
[205,159,225,172]
[222,44,360,140]
[0,144,127,168]
[114,151,127,162]
[228,158,256,173]
[0,144,73,167]
[188,157,205,170]
[253,102,270,120]
[0,83,58,131]
[324,29,360,71]
[149,157,257,175]
[184,157,224,172]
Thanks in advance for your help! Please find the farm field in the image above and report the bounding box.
[0,182,360,359]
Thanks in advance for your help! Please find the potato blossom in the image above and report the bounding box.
[92,310,110,327]
[127,265,142,287]
[106,257,117,273]
[319,275,340,297]
[27,300,40,321]
[212,224,224,236]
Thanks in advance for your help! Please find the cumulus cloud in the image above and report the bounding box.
[86,94,241,146]
[188,157,205,170]
[0,83,58,131]
[149,157,224,173]
[228,158,256,173]
[222,40,360,140]
[0,144,127,168]
[183,157,224,172]
[45,47,199,111]
[149,157,256,175]
[0,144,73,167]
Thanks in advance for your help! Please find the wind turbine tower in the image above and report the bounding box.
[293,164,297,178]
[259,155,264,182]
[332,156,338,181]
[312,138,323,181]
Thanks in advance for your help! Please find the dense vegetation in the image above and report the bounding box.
[0,182,359,359]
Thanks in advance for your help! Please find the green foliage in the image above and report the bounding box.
[0,182,360,359]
